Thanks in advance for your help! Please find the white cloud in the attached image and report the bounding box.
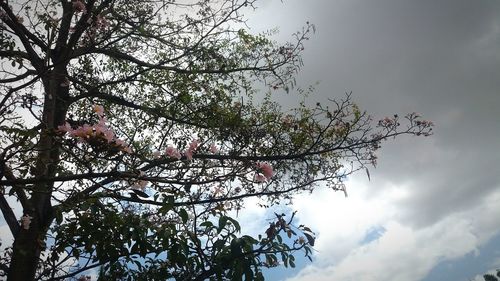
[230,197,269,236]
[0,224,13,252]
[284,179,500,281]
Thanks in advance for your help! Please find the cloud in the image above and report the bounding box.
[284,181,500,281]
[232,197,269,235]
[245,3,500,280]
[0,224,13,251]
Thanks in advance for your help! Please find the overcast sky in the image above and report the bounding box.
[1,1,498,280]
[244,0,500,280]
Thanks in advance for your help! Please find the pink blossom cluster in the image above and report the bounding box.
[72,0,87,14]
[71,0,111,44]
[78,14,111,44]
[95,15,110,30]
[21,214,32,230]
[415,120,434,127]
[255,162,274,182]
[162,141,218,161]
[134,180,148,190]
[165,145,182,160]
[131,171,148,191]
[184,139,199,160]
[58,105,132,154]
[0,9,7,20]
[406,112,434,127]
[165,139,200,160]
[281,115,294,127]
[77,275,91,281]
[378,116,396,127]
[209,143,218,154]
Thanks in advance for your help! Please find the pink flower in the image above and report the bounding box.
[72,124,93,139]
[103,129,115,142]
[255,174,266,183]
[114,139,126,147]
[57,122,72,133]
[209,143,218,154]
[298,236,306,245]
[282,115,294,126]
[21,214,33,230]
[95,15,110,29]
[85,125,95,137]
[188,139,199,151]
[121,145,133,154]
[94,123,107,135]
[183,139,199,161]
[165,146,175,156]
[115,139,132,153]
[93,104,104,117]
[166,146,181,159]
[184,149,193,160]
[68,127,80,138]
[132,180,148,191]
[73,0,87,14]
[213,186,223,196]
[256,162,273,180]
[114,139,132,153]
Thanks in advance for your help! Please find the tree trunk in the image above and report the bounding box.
[8,68,68,280]
[8,217,44,281]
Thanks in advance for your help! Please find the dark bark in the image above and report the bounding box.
[8,215,43,281]
[0,195,20,235]
[7,64,69,280]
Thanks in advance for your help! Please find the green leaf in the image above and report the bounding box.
[304,232,315,246]
[130,242,139,254]
[178,92,192,104]
[161,195,175,211]
[55,209,63,224]
[226,216,241,232]
[179,209,189,224]
[276,234,282,243]
[218,216,228,233]
[200,221,214,228]
[213,239,225,252]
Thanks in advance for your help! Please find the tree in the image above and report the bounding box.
[482,270,500,281]
[0,0,433,280]
[484,275,498,281]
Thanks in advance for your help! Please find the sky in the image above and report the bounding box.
[241,0,500,280]
[1,1,499,280]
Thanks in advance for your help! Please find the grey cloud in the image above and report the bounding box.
[250,0,500,227]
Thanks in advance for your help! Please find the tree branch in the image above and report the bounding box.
[0,2,45,70]
[0,193,20,236]
[104,176,330,208]
[0,69,37,83]
[88,47,280,75]
[1,165,30,211]
[0,50,31,60]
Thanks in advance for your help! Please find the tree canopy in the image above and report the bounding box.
[0,0,433,280]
